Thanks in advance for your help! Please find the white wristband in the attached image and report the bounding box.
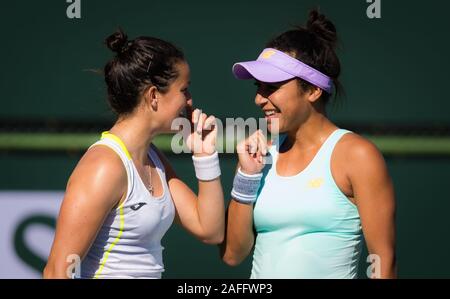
[192,151,221,181]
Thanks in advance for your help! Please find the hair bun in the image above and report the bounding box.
[105,29,129,54]
[306,9,338,48]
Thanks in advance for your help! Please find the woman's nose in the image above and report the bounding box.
[185,91,192,101]
[255,93,268,106]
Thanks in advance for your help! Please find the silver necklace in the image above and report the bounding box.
[147,164,154,196]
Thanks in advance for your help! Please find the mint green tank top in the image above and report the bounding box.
[252,129,362,278]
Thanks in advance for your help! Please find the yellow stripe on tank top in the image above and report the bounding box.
[101,131,132,160]
[94,131,130,278]
[94,202,125,279]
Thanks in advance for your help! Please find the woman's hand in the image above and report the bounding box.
[185,109,217,157]
[237,130,268,175]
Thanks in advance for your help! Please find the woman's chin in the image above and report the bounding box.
[267,120,282,135]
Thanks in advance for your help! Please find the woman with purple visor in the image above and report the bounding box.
[221,9,397,278]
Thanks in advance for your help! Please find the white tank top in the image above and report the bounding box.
[80,132,175,279]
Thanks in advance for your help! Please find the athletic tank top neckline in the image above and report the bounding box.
[274,128,342,179]
[101,131,167,202]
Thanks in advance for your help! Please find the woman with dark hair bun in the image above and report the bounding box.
[221,9,397,279]
[44,29,225,279]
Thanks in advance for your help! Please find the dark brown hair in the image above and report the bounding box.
[104,29,185,115]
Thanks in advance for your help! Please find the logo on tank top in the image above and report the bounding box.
[307,178,324,188]
[130,202,147,211]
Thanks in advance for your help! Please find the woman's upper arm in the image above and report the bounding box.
[45,146,127,278]
[346,136,396,276]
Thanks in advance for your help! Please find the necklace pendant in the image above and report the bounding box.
[148,185,154,195]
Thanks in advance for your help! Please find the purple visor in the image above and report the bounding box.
[232,48,333,94]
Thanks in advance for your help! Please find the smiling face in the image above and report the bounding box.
[254,79,314,134]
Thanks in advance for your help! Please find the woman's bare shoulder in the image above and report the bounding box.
[335,131,388,176]
[65,145,127,206]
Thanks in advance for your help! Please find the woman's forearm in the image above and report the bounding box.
[221,200,255,266]
[196,178,225,244]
